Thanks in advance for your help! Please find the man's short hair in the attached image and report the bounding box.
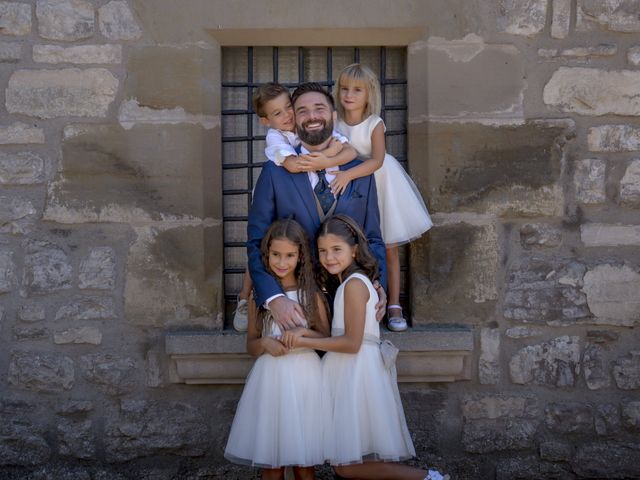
[291,82,335,111]
[252,83,290,117]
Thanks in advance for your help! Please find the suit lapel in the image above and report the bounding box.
[290,172,319,223]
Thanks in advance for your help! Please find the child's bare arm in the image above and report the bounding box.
[292,279,367,353]
[330,124,385,195]
[279,294,330,348]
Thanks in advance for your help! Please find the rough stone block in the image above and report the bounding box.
[104,400,209,462]
[0,196,37,234]
[588,125,640,152]
[18,304,46,323]
[556,44,617,58]
[424,120,570,215]
[505,326,542,338]
[80,353,137,395]
[423,35,525,118]
[54,326,102,345]
[36,0,94,41]
[13,325,49,341]
[584,343,611,390]
[98,1,142,40]
[509,336,581,387]
[79,247,115,290]
[479,327,500,384]
[629,46,640,66]
[33,44,122,64]
[6,68,118,119]
[462,418,537,453]
[23,240,72,295]
[574,158,606,204]
[0,2,31,36]
[573,442,640,478]
[56,400,93,415]
[125,45,215,115]
[544,67,640,116]
[613,351,640,390]
[0,415,50,466]
[461,395,539,420]
[551,0,571,39]
[577,0,640,32]
[583,264,640,326]
[45,124,210,222]
[55,296,115,321]
[595,403,620,436]
[620,159,640,206]
[545,402,593,434]
[0,41,21,62]
[497,0,547,36]
[581,224,640,247]
[412,219,497,325]
[503,257,589,325]
[8,351,74,393]
[621,401,640,430]
[0,122,45,144]
[0,249,17,293]
[497,455,573,480]
[520,223,562,249]
[539,440,573,461]
[57,418,94,459]
[0,152,45,184]
[124,225,219,328]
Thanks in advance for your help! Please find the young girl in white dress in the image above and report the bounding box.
[225,218,330,480]
[331,64,433,332]
[280,215,446,480]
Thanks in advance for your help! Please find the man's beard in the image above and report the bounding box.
[297,118,333,146]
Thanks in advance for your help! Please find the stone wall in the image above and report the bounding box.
[0,1,639,479]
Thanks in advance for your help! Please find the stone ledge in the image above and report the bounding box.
[165,326,473,384]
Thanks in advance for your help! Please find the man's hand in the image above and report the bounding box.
[373,280,387,323]
[269,296,307,330]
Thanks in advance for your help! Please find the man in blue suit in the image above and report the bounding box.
[247,82,386,329]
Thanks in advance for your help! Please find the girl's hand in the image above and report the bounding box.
[262,337,288,357]
[280,327,306,349]
[330,171,352,196]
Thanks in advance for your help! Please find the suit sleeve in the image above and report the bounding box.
[363,175,387,289]
[247,164,284,306]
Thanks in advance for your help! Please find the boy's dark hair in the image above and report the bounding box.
[291,82,335,110]
[252,83,290,117]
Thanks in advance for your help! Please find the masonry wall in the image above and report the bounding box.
[0,1,639,479]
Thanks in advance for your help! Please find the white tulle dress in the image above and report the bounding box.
[322,273,416,465]
[224,290,324,468]
[337,115,433,245]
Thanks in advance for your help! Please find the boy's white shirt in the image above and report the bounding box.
[265,128,349,166]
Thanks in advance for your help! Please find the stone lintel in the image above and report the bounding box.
[166,327,473,384]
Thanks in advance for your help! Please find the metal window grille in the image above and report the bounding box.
[221,46,410,327]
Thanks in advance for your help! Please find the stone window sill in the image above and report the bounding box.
[165,326,473,384]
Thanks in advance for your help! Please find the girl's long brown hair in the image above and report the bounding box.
[317,214,380,295]
[257,218,325,332]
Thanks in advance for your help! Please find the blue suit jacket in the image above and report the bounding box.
[247,159,387,306]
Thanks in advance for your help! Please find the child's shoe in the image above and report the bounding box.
[232,297,248,332]
[387,305,408,332]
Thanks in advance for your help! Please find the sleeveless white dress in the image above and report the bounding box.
[337,115,433,245]
[321,273,416,465]
[225,290,324,468]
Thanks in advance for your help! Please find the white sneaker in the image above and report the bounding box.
[425,470,449,480]
[233,298,248,332]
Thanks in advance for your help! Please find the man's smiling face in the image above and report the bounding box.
[294,91,335,147]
